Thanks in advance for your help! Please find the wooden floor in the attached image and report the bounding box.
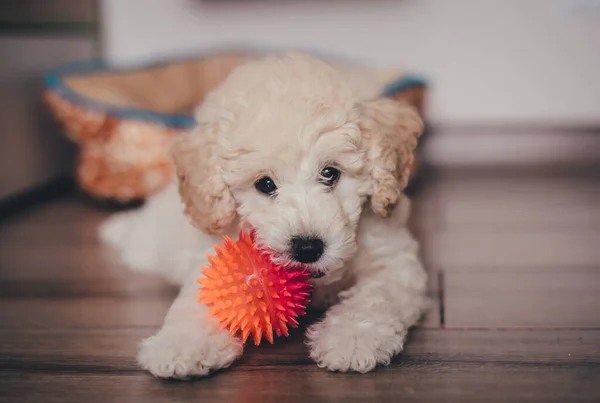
[1,167,599,402]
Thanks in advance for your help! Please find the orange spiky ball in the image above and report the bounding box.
[198,229,312,345]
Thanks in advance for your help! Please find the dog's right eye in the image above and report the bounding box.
[254,176,277,195]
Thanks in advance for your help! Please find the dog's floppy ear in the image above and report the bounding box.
[359,97,423,217]
[171,123,237,234]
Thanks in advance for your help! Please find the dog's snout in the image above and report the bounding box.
[291,237,324,264]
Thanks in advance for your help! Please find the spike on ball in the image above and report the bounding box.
[198,229,312,345]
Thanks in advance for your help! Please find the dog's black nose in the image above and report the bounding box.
[291,237,324,264]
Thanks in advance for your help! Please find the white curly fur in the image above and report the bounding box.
[100,53,427,379]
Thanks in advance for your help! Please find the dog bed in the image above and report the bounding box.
[44,51,426,202]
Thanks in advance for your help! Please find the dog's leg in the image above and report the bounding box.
[137,269,243,379]
[306,229,428,373]
[99,184,215,285]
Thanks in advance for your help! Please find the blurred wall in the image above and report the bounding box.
[0,0,97,199]
[0,37,94,199]
[101,0,600,127]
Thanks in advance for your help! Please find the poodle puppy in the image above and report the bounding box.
[100,52,428,379]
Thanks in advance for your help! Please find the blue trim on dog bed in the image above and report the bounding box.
[44,53,427,130]
[44,59,197,129]
[382,75,428,97]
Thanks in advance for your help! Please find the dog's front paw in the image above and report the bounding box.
[138,327,243,379]
[306,315,406,373]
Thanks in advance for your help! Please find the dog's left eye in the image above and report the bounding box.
[320,167,341,186]
[254,176,277,195]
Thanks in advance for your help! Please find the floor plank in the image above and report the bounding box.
[427,230,600,270]
[1,364,598,403]
[0,298,171,329]
[1,328,598,371]
[432,173,600,230]
[1,165,600,401]
[442,267,600,328]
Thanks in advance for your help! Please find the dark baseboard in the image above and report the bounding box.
[0,176,76,223]
[422,126,600,168]
[0,177,149,223]
[77,192,145,212]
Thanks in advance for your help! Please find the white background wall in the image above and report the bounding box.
[101,0,600,126]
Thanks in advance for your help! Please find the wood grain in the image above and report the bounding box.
[1,168,599,402]
[1,328,598,371]
[442,267,600,328]
[1,365,598,403]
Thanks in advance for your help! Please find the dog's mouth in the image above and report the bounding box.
[310,271,326,279]
[284,260,326,278]
[249,227,327,278]
[264,248,327,278]
[276,258,326,278]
